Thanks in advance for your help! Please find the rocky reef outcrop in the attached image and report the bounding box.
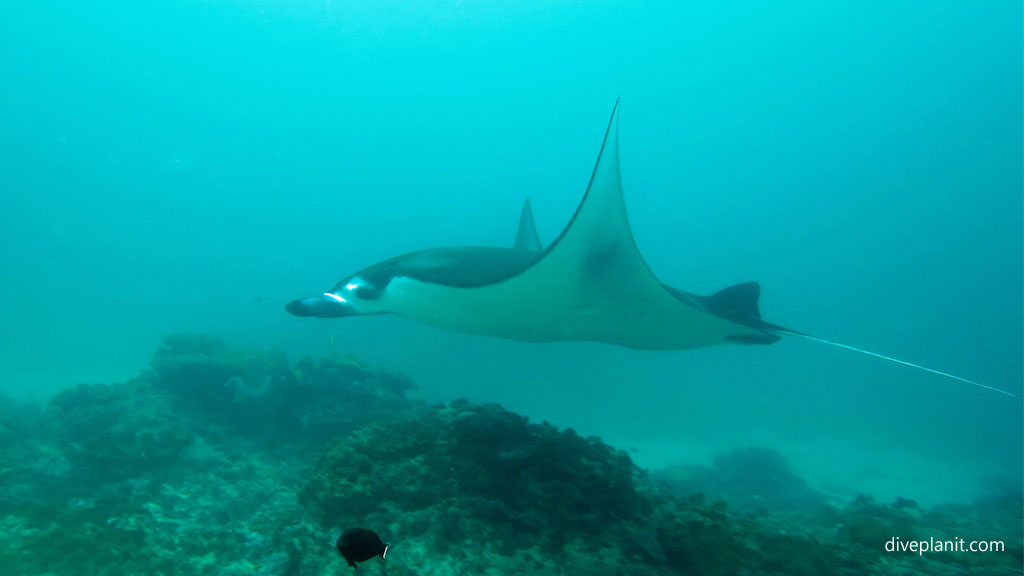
[0,336,1019,576]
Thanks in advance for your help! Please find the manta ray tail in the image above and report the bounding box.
[700,283,1016,397]
[775,330,1018,398]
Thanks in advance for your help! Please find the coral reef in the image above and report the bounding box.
[49,380,193,480]
[148,335,418,447]
[301,400,653,567]
[150,334,290,416]
[302,404,1022,576]
[0,336,1019,576]
[653,446,827,515]
[271,355,419,445]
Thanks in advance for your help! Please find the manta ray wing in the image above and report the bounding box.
[380,101,771,349]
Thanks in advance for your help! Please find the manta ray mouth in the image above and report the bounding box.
[285,293,356,318]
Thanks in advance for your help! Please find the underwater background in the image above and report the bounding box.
[0,0,1021,574]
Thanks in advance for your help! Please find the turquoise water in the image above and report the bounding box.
[1,0,1020,532]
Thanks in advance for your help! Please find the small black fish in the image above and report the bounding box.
[337,527,389,570]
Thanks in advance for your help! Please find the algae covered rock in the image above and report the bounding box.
[270,356,419,444]
[150,334,289,413]
[654,446,826,515]
[48,380,192,480]
[148,335,417,445]
[302,400,648,536]
[301,400,674,574]
[0,393,39,448]
[299,401,877,575]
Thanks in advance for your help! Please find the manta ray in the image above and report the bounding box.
[287,101,1013,397]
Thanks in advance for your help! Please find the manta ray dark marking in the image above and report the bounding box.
[286,102,1014,397]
